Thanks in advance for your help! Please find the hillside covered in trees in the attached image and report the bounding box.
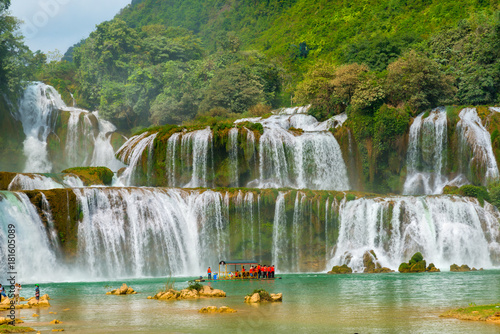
[1,0,499,136]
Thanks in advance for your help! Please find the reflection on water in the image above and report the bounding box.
[3,272,500,333]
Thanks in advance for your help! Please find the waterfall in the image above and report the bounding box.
[182,127,213,188]
[256,126,349,190]
[16,82,124,173]
[166,132,181,187]
[0,191,63,283]
[329,195,500,272]
[1,187,499,281]
[272,192,287,272]
[116,132,158,186]
[74,187,233,278]
[457,108,500,185]
[7,173,84,190]
[228,127,239,187]
[403,109,450,195]
[17,83,64,172]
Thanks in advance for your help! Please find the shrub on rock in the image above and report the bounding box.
[328,264,353,274]
[399,252,427,273]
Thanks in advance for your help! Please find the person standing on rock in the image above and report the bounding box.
[35,284,40,303]
[207,267,212,280]
[0,284,6,302]
[14,283,21,304]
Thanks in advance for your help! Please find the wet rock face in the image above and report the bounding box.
[362,250,394,273]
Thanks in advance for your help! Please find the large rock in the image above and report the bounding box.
[179,289,199,299]
[328,264,353,274]
[244,290,282,303]
[151,285,225,301]
[199,285,226,297]
[398,252,427,273]
[363,250,395,273]
[27,294,51,307]
[106,283,137,295]
[244,293,261,303]
[450,264,471,272]
[270,293,283,302]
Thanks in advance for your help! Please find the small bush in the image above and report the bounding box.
[458,185,489,205]
[346,193,356,201]
[249,289,271,301]
[410,252,423,265]
[187,282,203,291]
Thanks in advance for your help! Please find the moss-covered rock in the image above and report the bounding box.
[426,263,441,272]
[362,250,394,273]
[61,167,114,186]
[450,264,471,272]
[398,252,427,273]
[0,172,17,190]
[328,264,353,274]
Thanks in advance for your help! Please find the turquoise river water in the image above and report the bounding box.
[2,271,500,333]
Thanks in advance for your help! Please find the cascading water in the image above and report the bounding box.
[1,187,499,281]
[0,191,63,282]
[116,132,158,186]
[16,82,124,173]
[328,195,500,272]
[17,83,65,172]
[403,109,450,195]
[255,126,349,189]
[228,127,239,187]
[7,173,84,190]
[457,107,500,185]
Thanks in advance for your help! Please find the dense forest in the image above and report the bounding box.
[3,0,500,134]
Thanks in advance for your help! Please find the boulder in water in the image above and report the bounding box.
[151,284,225,301]
[328,264,353,274]
[426,263,441,272]
[450,264,471,272]
[362,250,394,273]
[398,252,427,273]
[244,289,281,303]
[199,285,226,297]
[27,294,51,307]
[106,283,137,295]
[50,319,62,324]
[244,293,261,303]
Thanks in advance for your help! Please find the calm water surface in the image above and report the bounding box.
[3,271,500,333]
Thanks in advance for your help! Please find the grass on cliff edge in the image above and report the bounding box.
[0,325,36,333]
[441,303,500,322]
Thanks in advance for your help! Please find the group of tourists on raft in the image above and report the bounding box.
[207,265,275,279]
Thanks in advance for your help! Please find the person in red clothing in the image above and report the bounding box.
[262,265,267,278]
[207,267,212,279]
[257,264,261,279]
[271,265,275,278]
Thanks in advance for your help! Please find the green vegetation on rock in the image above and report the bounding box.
[398,252,427,273]
[441,303,500,322]
[61,167,114,186]
[328,264,352,274]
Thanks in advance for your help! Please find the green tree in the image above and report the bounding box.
[385,50,455,113]
[200,63,265,113]
[296,62,369,120]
